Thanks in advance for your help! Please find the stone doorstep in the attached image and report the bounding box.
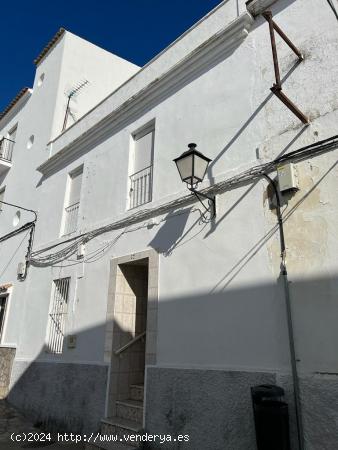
[100,417,143,449]
[85,441,136,450]
[115,400,143,423]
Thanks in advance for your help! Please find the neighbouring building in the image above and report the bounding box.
[1,0,338,449]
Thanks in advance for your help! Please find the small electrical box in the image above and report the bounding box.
[17,262,26,280]
[67,335,77,349]
[77,244,85,260]
[277,163,299,193]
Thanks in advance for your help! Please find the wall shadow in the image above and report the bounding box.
[0,274,337,449]
[148,208,207,256]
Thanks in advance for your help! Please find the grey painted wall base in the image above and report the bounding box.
[277,372,338,450]
[145,367,276,450]
[8,361,108,434]
[145,367,338,450]
[7,362,338,448]
[299,374,338,450]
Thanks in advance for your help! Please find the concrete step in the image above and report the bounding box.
[116,399,143,423]
[100,417,143,448]
[129,384,144,402]
[85,441,136,450]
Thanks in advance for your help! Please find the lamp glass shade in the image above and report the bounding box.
[193,154,209,182]
[174,144,211,188]
[175,154,193,183]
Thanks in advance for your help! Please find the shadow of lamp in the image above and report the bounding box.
[173,143,216,218]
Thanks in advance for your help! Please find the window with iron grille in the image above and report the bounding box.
[129,124,154,209]
[46,278,70,354]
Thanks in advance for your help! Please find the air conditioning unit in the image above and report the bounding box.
[17,262,26,279]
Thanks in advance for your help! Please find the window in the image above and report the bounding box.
[0,295,8,343]
[63,166,83,235]
[129,124,154,209]
[0,187,5,212]
[0,125,17,162]
[46,278,70,354]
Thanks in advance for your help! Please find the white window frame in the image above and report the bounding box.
[0,187,5,212]
[0,294,9,344]
[61,165,83,236]
[128,121,155,209]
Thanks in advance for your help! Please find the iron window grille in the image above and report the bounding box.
[46,278,70,354]
[63,201,80,235]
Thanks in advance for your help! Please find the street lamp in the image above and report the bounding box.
[173,143,216,217]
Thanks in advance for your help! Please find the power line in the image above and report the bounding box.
[0,230,30,278]
[326,0,338,21]
[0,221,35,243]
[30,134,338,267]
[0,200,37,221]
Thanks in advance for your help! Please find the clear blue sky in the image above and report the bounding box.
[1,0,222,112]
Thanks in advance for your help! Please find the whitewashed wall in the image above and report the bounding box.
[1,0,338,386]
[0,31,140,355]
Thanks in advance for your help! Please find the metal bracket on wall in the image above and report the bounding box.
[189,189,216,219]
[263,11,309,125]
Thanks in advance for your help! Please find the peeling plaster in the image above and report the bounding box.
[265,162,330,277]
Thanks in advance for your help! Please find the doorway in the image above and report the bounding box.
[104,250,159,423]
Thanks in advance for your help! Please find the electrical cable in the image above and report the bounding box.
[0,221,35,243]
[0,200,37,221]
[0,230,30,278]
[30,134,338,266]
[326,0,338,21]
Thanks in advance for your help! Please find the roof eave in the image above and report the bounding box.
[0,88,32,126]
[34,28,66,66]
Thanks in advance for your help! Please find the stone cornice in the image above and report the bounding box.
[37,12,254,176]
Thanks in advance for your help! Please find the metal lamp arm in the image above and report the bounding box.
[189,188,216,217]
[0,200,37,222]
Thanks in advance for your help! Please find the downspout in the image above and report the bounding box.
[263,174,305,450]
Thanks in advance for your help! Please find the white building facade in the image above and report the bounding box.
[1,0,338,448]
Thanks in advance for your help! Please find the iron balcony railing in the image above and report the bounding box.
[129,165,153,209]
[63,201,80,235]
[0,138,15,162]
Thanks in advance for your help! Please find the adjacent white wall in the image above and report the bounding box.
[0,29,140,356]
[51,31,139,139]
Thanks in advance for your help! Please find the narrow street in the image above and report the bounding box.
[0,400,83,450]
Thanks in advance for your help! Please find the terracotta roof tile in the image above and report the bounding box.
[0,87,30,121]
[34,28,66,65]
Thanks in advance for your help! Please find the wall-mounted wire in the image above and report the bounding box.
[30,134,338,267]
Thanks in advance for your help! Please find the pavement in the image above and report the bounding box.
[0,400,84,450]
